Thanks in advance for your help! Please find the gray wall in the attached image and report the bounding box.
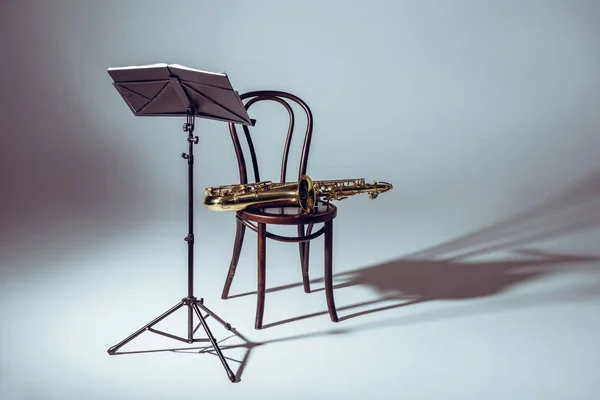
[1,1,599,399]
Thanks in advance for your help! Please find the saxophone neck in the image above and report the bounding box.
[311,178,393,201]
[367,181,393,199]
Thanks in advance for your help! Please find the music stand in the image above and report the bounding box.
[106,63,254,382]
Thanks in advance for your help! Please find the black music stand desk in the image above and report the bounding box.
[106,63,253,382]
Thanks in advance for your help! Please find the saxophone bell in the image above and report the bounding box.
[298,175,317,213]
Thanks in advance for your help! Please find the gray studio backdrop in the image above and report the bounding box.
[1,0,599,399]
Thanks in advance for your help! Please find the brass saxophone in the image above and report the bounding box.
[204,175,393,213]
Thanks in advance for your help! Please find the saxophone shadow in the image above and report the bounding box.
[227,170,600,329]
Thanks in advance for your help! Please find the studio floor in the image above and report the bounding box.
[2,1,600,398]
[1,200,599,400]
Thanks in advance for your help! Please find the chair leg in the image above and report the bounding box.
[298,224,312,293]
[255,222,267,329]
[324,220,339,322]
[221,219,246,299]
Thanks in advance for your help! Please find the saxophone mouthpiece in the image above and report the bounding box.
[371,181,393,198]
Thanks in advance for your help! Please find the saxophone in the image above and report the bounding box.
[204,175,393,213]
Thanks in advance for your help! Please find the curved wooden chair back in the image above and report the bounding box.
[228,90,314,185]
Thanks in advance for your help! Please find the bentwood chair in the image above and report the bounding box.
[220,90,339,329]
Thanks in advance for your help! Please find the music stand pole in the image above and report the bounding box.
[106,110,236,382]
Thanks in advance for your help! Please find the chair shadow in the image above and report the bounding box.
[145,171,600,381]
[108,262,600,384]
[185,262,600,383]
[256,249,600,328]
[227,170,600,329]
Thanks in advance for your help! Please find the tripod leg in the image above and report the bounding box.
[192,303,237,382]
[107,301,185,354]
[197,301,232,330]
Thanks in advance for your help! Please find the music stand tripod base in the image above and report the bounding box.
[106,295,236,382]
[106,64,253,383]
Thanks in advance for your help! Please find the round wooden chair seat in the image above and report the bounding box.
[237,202,337,226]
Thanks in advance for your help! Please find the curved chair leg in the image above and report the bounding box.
[255,223,267,329]
[221,219,246,299]
[298,224,313,293]
[324,220,339,322]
